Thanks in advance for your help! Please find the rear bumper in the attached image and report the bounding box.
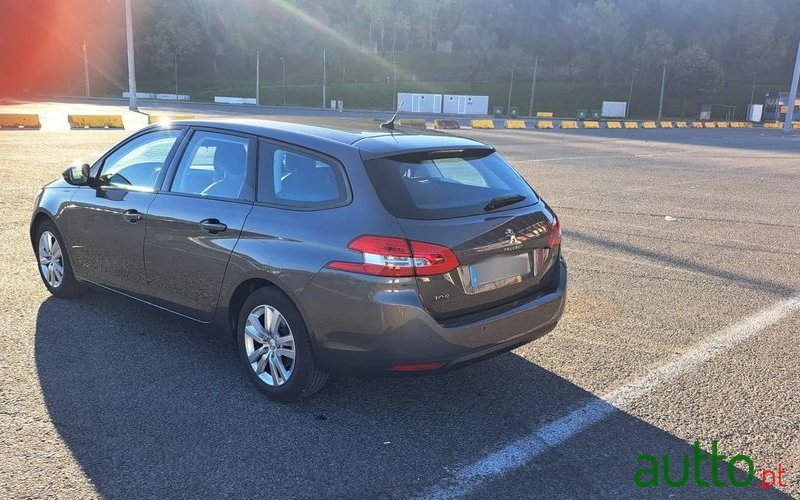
[299,258,567,375]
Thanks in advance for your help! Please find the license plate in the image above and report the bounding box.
[469,252,531,287]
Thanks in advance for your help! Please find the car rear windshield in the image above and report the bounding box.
[363,149,538,220]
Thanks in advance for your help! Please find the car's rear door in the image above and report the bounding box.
[143,129,256,321]
[63,128,185,294]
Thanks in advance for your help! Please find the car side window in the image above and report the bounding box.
[98,129,182,190]
[170,131,252,201]
[257,142,348,208]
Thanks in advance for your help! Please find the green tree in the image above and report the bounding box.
[412,0,453,51]
[562,0,626,83]
[633,29,675,80]
[453,23,500,85]
[730,0,780,74]
[144,2,201,74]
[671,45,726,110]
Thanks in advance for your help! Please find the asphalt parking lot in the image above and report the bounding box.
[1,124,799,498]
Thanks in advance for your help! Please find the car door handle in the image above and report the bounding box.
[199,219,227,234]
[122,209,144,223]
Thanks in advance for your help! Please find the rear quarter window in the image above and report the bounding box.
[363,150,538,220]
[257,141,349,209]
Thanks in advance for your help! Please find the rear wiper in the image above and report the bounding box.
[484,194,526,211]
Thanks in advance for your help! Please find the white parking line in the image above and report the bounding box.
[421,293,800,499]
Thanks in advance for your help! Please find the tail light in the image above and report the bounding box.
[548,215,562,248]
[326,235,459,277]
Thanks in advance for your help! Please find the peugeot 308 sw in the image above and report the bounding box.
[31,120,567,401]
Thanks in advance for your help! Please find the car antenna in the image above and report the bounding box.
[380,99,404,130]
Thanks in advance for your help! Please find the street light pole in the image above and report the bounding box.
[124,0,137,111]
[750,72,756,107]
[507,65,515,116]
[322,49,327,109]
[255,46,260,105]
[657,59,667,122]
[174,52,178,96]
[392,45,397,110]
[528,57,538,117]
[626,70,636,118]
[82,40,90,97]
[783,38,800,133]
[281,57,286,106]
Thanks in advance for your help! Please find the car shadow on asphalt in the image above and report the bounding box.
[35,293,791,499]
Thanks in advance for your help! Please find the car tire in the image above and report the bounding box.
[237,287,328,402]
[34,219,84,298]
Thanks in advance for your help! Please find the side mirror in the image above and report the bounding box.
[63,163,91,186]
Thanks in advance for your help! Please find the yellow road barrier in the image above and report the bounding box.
[793,121,800,129]
[536,112,553,118]
[716,121,729,128]
[762,122,781,129]
[642,121,657,129]
[583,121,600,129]
[675,121,688,128]
[560,120,578,129]
[536,120,553,129]
[623,121,639,129]
[505,119,527,129]
[659,121,673,128]
[471,119,495,129]
[148,114,195,124]
[398,119,427,128]
[606,121,622,129]
[0,113,41,129]
[690,122,704,128]
[729,122,741,128]
[433,119,460,129]
[703,122,717,128]
[68,115,124,129]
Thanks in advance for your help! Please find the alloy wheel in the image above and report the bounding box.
[243,304,296,386]
[38,231,64,288]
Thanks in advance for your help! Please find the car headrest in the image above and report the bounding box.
[213,142,247,177]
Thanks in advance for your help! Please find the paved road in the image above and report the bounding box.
[1,127,798,498]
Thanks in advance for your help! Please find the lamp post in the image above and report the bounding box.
[322,49,327,109]
[657,59,666,122]
[783,38,800,133]
[281,57,286,106]
[392,58,397,110]
[528,57,538,117]
[255,46,260,105]
[82,40,90,97]
[392,43,397,110]
[174,52,179,97]
[507,65,515,116]
[124,0,137,111]
[626,69,637,118]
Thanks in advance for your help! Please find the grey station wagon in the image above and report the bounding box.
[31,119,567,401]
